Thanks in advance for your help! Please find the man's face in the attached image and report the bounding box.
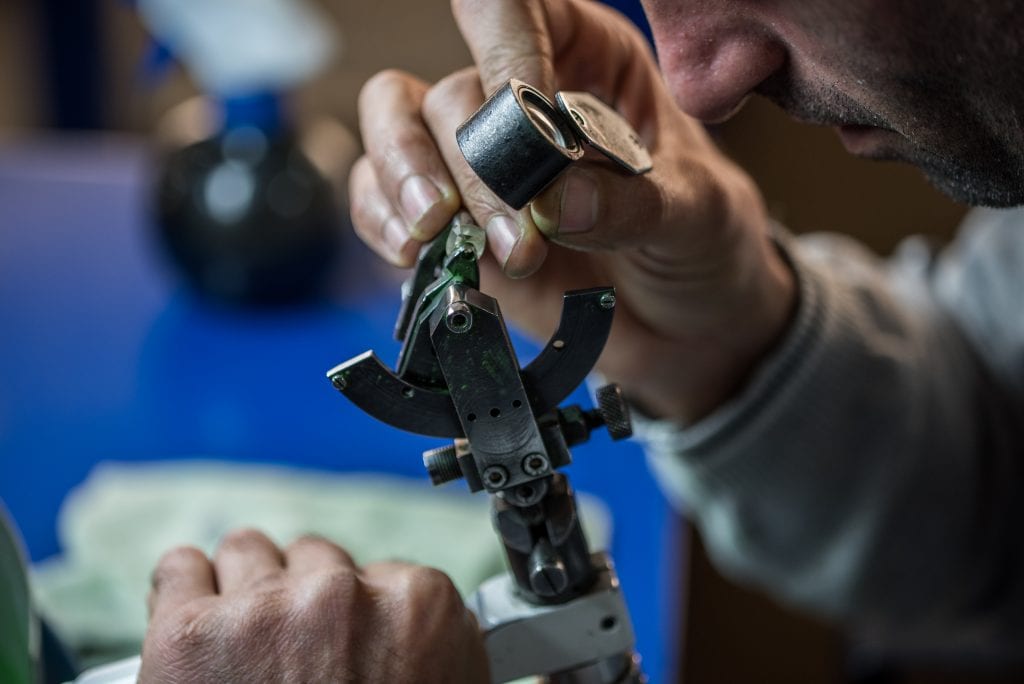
[641,0,1024,206]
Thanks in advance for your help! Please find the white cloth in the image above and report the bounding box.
[32,461,611,667]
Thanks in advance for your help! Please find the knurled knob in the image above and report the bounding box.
[596,384,632,441]
[422,444,463,486]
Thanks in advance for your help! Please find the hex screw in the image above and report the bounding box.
[446,301,474,333]
[522,453,550,477]
[599,291,616,309]
[482,465,509,489]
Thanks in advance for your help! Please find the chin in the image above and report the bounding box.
[921,167,1024,208]
[868,137,1024,208]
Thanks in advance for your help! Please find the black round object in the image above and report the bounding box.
[456,80,583,209]
[596,384,632,441]
[154,127,340,305]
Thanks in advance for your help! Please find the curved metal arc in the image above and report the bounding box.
[327,350,463,438]
[520,287,615,415]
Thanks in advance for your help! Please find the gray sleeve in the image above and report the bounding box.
[636,210,1024,656]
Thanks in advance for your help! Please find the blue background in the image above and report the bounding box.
[0,136,681,680]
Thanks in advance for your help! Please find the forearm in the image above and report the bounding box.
[638,231,1024,652]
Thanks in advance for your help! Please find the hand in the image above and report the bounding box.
[139,529,488,683]
[350,0,795,423]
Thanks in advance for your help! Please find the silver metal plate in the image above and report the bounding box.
[556,91,652,175]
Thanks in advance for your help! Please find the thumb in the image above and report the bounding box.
[530,166,667,251]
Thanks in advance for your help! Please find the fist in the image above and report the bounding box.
[140,529,489,683]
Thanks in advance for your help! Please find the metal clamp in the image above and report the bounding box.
[467,552,642,684]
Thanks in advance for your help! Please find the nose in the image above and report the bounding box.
[647,13,786,123]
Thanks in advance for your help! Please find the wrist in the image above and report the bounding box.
[603,225,798,424]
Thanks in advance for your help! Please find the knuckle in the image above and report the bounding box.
[482,43,541,82]
[462,181,509,223]
[360,68,412,107]
[284,533,329,554]
[234,587,289,635]
[315,566,364,601]
[152,546,206,587]
[405,565,461,605]
[290,567,367,624]
[386,127,434,162]
[388,566,467,646]
[422,68,479,121]
[217,527,268,553]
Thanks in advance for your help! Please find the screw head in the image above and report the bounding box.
[521,453,550,476]
[599,291,616,309]
[330,374,348,391]
[445,301,474,333]
[530,562,570,597]
[482,465,509,489]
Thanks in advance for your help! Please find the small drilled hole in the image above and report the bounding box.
[451,313,468,327]
[518,485,534,499]
[490,408,501,418]
[512,399,522,408]
[467,413,477,422]
[488,471,503,484]
[600,616,617,631]
[528,457,544,470]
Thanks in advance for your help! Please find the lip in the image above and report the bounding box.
[835,124,887,155]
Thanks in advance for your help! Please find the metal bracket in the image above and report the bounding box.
[467,553,641,683]
[326,284,616,441]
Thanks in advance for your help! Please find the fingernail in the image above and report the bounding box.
[558,170,598,234]
[383,216,409,260]
[399,175,443,226]
[529,176,564,236]
[486,215,521,267]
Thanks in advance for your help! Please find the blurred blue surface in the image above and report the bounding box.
[0,134,681,681]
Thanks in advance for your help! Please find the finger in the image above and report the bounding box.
[451,1,656,98]
[358,69,461,242]
[529,164,665,251]
[213,528,285,594]
[350,155,422,266]
[456,0,664,143]
[422,68,549,278]
[451,0,556,97]
[284,535,358,576]
[148,546,216,620]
